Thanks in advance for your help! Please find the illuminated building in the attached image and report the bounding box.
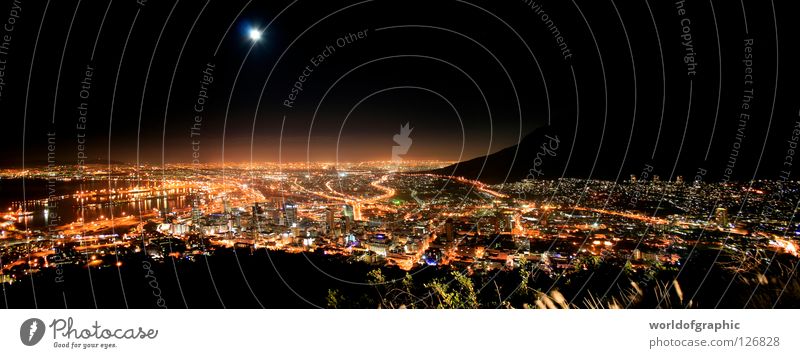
[325,208,335,234]
[445,218,454,241]
[284,202,298,227]
[343,215,352,234]
[342,204,355,221]
[715,207,728,227]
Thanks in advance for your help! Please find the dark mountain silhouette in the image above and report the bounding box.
[426,125,568,184]
[425,118,787,185]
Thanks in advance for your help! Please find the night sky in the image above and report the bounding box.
[0,0,798,180]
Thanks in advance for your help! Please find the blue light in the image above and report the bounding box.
[238,21,265,43]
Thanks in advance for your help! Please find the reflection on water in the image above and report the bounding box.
[1,179,191,229]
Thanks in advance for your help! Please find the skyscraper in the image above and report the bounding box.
[445,218,454,241]
[343,215,352,234]
[342,204,355,222]
[325,207,335,234]
[715,207,728,227]
[284,202,298,227]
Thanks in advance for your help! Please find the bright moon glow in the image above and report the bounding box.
[249,28,262,41]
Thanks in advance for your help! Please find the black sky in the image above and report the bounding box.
[0,0,798,181]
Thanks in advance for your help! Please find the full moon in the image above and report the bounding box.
[249,28,262,41]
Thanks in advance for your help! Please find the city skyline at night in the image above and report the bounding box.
[1,0,799,313]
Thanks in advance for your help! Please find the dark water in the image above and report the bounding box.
[0,178,190,229]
